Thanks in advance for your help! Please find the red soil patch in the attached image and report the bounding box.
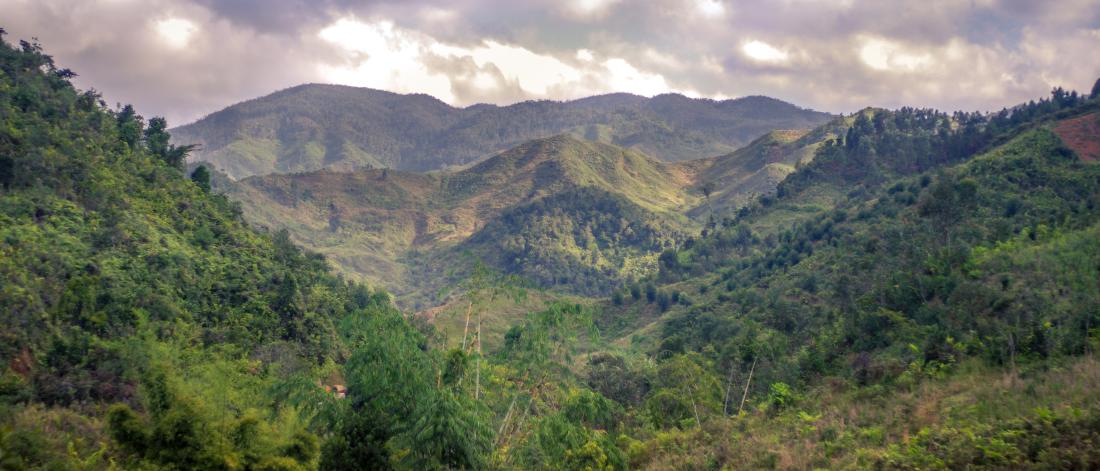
[1053,112,1100,162]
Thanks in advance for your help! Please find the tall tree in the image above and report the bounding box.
[143,116,196,170]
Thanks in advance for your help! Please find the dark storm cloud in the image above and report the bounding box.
[2,0,1097,126]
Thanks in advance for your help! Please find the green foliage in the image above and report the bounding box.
[0,33,410,470]
[884,406,1100,470]
[515,413,625,471]
[321,306,494,469]
[190,165,212,192]
[585,353,650,407]
[626,90,1100,469]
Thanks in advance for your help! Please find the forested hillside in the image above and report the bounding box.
[0,35,492,470]
[599,89,1100,468]
[170,83,832,178]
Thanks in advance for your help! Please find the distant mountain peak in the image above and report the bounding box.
[170,84,834,179]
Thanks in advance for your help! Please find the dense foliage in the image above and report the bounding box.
[0,34,492,470]
[597,89,1100,468]
[465,186,677,296]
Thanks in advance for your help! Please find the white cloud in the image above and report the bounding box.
[155,17,196,49]
[742,40,789,63]
[564,0,622,19]
[858,37,932,72]
[603,58,672,96]
[435,40,582,95]
[317,17,682,105]
[10,0,1100,124]
[695,0,727,18]
[319,18,457,102]
[419,7,456,22]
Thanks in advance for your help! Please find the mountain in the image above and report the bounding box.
[226,135,702,307]
[170,83,833,178]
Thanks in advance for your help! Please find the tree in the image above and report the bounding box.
[319,411,392,471]
[1091,77,1100,100]
[144,116,170,158]
[190,165,211,192]
[143,116,196,170]
[116,105,144,149]
[397,390,492,470]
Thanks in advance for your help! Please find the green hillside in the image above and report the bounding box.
[597,94,1100,468]
[0,35,494,471]
[169,84,833,178]
[676,119,849,218]
[229,135,702,308]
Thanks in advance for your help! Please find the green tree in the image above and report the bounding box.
[116,104,144,148]
[190,165,211,192]
[143,116,196,170]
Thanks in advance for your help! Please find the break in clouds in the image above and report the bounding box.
[3,0,1099,125]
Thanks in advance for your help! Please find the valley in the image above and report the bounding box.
[2,31,1100,471]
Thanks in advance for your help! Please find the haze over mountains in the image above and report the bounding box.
[171,83,833,179]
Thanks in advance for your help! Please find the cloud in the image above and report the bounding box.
[155,18,198,50]
[562,0,623,20]
[742,40,789,64]
[1,0,1097,125]
[316,16,683,106]
[858,37,932,72]
[694,0,726,18]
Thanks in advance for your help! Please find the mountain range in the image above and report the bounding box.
[5,33,1100,471]
[171,83,833,179]
[220,123,857,308]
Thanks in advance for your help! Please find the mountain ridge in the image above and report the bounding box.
[171,83,833,178]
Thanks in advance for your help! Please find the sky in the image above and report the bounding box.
[4,0,1099,126]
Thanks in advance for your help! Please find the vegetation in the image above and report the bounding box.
[599,88,1100,468]
[227,135,702,308]
[3,30,1100,471]
[0,34,486,470]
